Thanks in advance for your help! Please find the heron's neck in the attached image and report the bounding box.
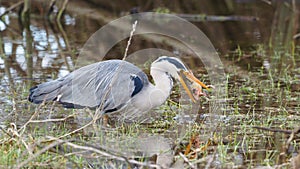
[150,68,173,104]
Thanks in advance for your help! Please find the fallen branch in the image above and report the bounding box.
[49,137,162,168]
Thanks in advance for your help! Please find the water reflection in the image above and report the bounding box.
[0,7,9,31]
[0,16,75,80]
[0,0,299,168]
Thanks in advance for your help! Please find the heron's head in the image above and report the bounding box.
[151,56,209,102]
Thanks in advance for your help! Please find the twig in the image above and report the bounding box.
[274,162,291,168]
[123,20,138,60]
[48,145,82,169]
[179,152,195,169]
[95,20,138,117]
[286,127,300,151]
[47,137,162,168]
[51,119,94,140]
[48,100,58,118]
[7,123,33,156]
[0,1,24,18]
[30,114,75,123]
[0,125,13,138]
[15,140,65,169]
[47,0,56,18]
[64,142,161,168]
[59,138,134,168]
[18,102,45,134]
[70,139,126,159]
[190,155,213,165]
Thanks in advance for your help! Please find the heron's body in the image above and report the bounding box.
[29,56,208,116]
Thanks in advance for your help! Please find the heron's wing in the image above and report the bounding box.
[57,61,99,108]
[28,78,67,104]
[59,60,149,110]
[94,61,149,112]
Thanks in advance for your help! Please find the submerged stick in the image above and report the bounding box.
[175,14,259,22]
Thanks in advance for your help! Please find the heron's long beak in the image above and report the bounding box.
[179,70,209,103]
[183,71,209,89]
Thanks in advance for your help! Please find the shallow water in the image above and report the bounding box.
[0,0,299,168]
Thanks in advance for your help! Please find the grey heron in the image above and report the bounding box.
[28,56,209,117]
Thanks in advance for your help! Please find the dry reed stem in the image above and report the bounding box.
[17,136,162,169]
[15,140,65,169]
[95,20,138,120]
[7,123,33,156]
[29,114,75,123]
[123,20,138,60]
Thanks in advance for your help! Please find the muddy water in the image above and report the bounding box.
[0,0,299,168]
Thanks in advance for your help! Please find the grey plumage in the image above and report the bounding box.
[29,56,209,117]
[29,60,148,112]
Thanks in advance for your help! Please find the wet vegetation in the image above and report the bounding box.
[0,0,299,168]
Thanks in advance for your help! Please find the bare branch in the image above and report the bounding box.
[179,152,195,169]
[0,1,24,18]
[15,140,65,169]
